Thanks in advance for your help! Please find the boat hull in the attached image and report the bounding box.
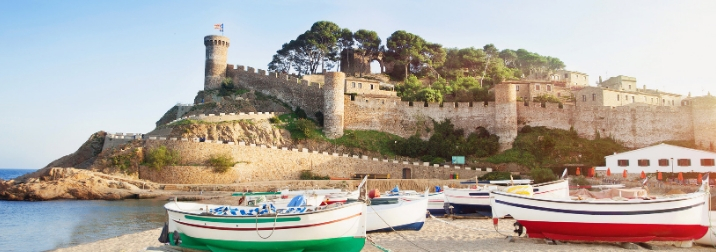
[491,191,708,242]
[367,196,428,232]
[166,201,366,252]
[445,180,569,217]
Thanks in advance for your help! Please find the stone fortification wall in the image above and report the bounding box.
[226,65,324,119]
[691,96,716,149]
[164,112,277,124]
[517,103,694,148]
[140,139,487,184]
[344,95,499,138]
[102,133,143,150]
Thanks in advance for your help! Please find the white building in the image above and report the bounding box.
[599,143,716,174]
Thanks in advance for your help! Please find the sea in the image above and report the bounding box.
[0,169,167,252]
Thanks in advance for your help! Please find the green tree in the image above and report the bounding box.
[416,87,443,103]
[306,21,342,71]
[386,30,426,80]
[395,75,423,101]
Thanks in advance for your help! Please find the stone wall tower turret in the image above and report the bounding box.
[323,72,346,139]
[493,84,518,152]
[204,35,230,90]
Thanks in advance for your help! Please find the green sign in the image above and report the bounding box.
[452,156,465,164]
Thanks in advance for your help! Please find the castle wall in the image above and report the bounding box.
[140,139,486,184]
[691,96,716,150]
[102,133,143,150]
[226,65,325,119]
[344,96,498,139]
[167,112,277,124]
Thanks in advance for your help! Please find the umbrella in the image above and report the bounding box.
[591,167,596,177]
[678,172,684,181]
[657,172,662,180]
[640,171,646,179]
[623,170,627,178]
[576,167,581,176]
[607,168,611,176]
[698,173,703,184]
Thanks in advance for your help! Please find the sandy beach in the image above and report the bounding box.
[50,216,716,252]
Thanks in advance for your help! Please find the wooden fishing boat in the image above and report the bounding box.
[491,187,709,242]
[164,200,366,252]
[444,179,569,216]
[366,192,429,232]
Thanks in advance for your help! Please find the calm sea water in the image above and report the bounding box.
[0,169,167,252]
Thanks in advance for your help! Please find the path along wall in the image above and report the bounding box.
[140,139,487,184]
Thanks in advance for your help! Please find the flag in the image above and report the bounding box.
[214,23,224,32]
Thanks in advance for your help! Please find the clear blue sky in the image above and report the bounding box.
[1,0,714,169]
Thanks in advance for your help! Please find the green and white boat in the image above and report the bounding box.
[164,199,367,252]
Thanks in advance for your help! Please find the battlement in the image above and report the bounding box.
[166,112,278,124]
[204,35,230,47]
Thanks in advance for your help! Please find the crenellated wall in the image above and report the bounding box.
[139,139,488,184]
[226,65,325,119]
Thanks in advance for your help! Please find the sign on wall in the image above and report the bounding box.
[452,156,465,165]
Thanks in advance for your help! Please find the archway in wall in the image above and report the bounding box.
[402,168,412,179]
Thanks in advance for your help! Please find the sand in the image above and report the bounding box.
[50,216,716,252]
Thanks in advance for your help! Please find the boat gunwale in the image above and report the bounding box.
[491,190,705,205]
[165,201,365,218]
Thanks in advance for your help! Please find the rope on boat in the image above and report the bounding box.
[366,236,391,252]
[369,205,431,252]
[255,208,279,239]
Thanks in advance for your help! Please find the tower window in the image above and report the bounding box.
[516,85,520,91]
[592,93,596,101]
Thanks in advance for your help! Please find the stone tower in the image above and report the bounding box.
[204,35,230,90]
[493,84,518,152]
[691,95,716,151]
[323,72,346,139]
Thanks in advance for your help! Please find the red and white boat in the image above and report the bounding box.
[491,182,709,242]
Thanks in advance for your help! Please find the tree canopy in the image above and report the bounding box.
[267,21,566,102]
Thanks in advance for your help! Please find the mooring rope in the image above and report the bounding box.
[366,236,392,252]
[256,205,279,239]
[369,205,430,252]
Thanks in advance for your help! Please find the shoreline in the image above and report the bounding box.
[49,217,716,252]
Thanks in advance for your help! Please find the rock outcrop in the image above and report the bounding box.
[0,167,158,201]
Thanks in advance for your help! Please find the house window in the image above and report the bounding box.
[351,82,356,88]
[617,95,620,101]
[370,84,374,90]
[658,159,669,166]
[547,85,552,91]
[535,84,540,91]
[516,85,520,91]
[592,93,596,101]
[677,159,691,166]
[564,73,568,78]
[638,159,650,166]
[618,160,629,166]
[701,159,715,166]
[628,85,631,90]
[582,95,586,102]
[358,83,362,88]
[631,96,635,102]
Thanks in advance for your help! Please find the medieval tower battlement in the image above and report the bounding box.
[202,35,716,152]
[204,35,230,90]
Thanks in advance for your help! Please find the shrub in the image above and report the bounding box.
[294,118,317,138]
[570,175,591,186]
[269,116,280,124]
[479,171,520,180]
[145,145,180,170]
[207,153,236,173]
[431,157,445,165]
[299,170,329,180]
[530,167,556,183]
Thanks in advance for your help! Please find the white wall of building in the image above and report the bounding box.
[601,143,716,174]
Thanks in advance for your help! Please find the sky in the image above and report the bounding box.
[1,0,715,169]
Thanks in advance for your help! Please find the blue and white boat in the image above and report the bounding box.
[366,190,429,232]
